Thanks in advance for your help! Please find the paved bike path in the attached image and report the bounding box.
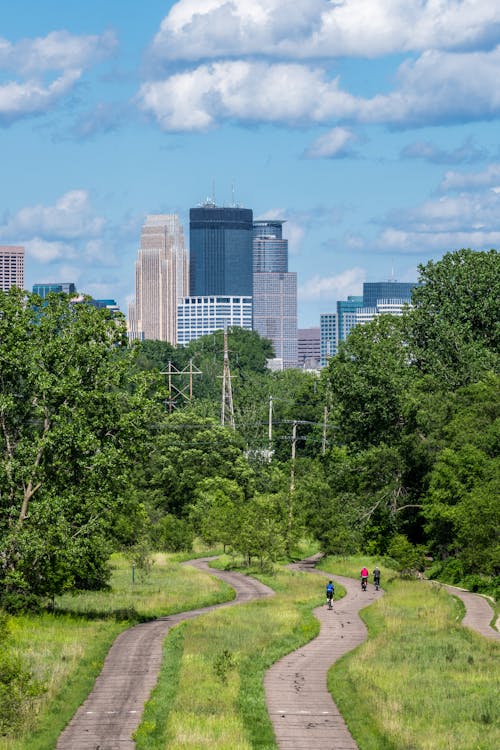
[56,557,273,750]
[265,556,383,750]
[442,584,500,641]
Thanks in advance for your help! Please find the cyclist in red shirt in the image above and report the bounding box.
[360,567,369,591]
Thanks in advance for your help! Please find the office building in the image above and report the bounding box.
[177,295,252,345]
[128,214,188,343]
[320,313,337,367]
[33,282,76,298]
[363,281,416,308]
[189,202,253,296]
[298,327,320,369]
[252,219,297,369]
[320,281,416,365]
[253,272,297,369]
[253,220,288,273]
[0,245,24,292]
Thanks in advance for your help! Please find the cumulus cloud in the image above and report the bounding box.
[0,29,117,75]
[0,29,117,125]
[138,44,500,131]
[439,163,500,192]
[374,167,500,253]
[304,127,360,158]
[24,238,76,262]
[0,190,105,240]
[299,266,366,301]
[0,70,81,123]
[151,0,500,62]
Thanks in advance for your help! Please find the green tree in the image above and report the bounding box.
[0,290,164,604]
[408,248,500,388]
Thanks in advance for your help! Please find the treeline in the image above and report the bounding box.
[0,248,498,610]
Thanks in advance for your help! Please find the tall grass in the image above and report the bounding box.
[135,561,331,749]
[0,553,234,750]
[320,555,500,750]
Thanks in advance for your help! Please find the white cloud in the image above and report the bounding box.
[0,29,117,75]
[151,0,500,61]
[299,267,366,301]
[386,189,500,233]
[439,163,500,192]
[0,190,105,240]
[378,226,500,253]
[138,61,359,130]
[0,70,81,123]
[305,127,359,158]
[138,45,500,131]
[24,238,76,262]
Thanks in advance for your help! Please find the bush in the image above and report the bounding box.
[0,611,45,733]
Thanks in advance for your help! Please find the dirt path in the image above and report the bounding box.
[442,584,500,641]
[265,556,383,750]
[56,557,273,750]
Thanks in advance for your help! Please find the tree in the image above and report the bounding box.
[407,249,500,388]
[324,315,413,448]
[0,290,164,604]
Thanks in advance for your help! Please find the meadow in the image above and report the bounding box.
[2,552,498,750]
[318,556,500,750]
[0,552,233,750]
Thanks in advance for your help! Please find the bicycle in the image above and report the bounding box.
[361,577,368,592]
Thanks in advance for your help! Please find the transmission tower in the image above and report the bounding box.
[221,327,235,429]
[161,359,202,412]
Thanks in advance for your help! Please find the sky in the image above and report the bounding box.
[1,0,500,327]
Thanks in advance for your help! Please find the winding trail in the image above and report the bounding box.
[56,557,273,750]
[265,556,383,750]
[442,584,500,641]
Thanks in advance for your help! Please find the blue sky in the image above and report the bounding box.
[1,0,500,327]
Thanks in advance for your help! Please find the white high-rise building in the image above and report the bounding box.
[128,215,188,343]
[0,245,24,292]
[177,295,252,345]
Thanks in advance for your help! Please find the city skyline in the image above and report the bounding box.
[1,2,500,327]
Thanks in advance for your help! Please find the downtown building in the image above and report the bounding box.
[320,281,416,366]
[176,202,254,343]
[33,282,76,298]
[0,245,24,292]
[128,214,188,343]
[252,219,298,370]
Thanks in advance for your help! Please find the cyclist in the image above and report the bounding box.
[326,580,335,608]
[373,566,381,590]
[360,566,369,591]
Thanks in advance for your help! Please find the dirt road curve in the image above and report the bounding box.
[265,556,384,750]
[56,557,273,750]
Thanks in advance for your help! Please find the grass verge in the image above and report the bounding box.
[135,560,330,750]
[319,555,500,750]
[0,552,233,750]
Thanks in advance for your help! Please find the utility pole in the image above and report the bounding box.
[221,327,235,429]
[322,405,328,455]
[268,395,273,452]
[288,421,297,549]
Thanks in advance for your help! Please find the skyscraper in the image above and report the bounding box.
[189,202,253,296]
[253,220,288,272]
[128,215,188,343]
[252,219,297,369]
[0,245,24,292]
[177,295,252,345]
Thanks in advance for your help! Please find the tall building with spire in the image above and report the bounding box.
[252,219,297,369]
[128,215,188,343]
[0,245,24,292]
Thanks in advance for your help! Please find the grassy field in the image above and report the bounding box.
[318,555,500,750]
[0,552,234,750]
[134,558,333,750]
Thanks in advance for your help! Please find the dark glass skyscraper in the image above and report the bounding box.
[363,281,416,307]
[189,202,253,296]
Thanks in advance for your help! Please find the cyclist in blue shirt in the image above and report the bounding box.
[326,580,335,607]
